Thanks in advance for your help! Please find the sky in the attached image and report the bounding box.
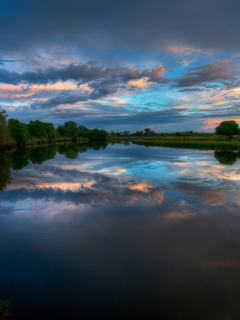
[1,0,240,132]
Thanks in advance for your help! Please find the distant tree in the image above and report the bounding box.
[123,130,130,137]
[77,125,89,138]
[144,128,152,136]
[176,131,181,136]
[28,120,59,140]
[214,151,238,166]
[215,120,239,138]
[86,128,108,140]
[63,121,78,138]
[8,119,29,143]
[44,123,59,140]
[238,128,240,135]
[57,125,69,137]
[28,120,47,139]
[151,131,157,136]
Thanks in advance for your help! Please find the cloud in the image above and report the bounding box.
[1,0,240,60]
[149,65,169,84]
[0,63,166,86]
[172,60,234,89]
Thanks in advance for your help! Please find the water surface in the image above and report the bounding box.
[1,142,240,319]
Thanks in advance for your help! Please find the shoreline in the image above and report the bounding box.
[130,138,240,150]
[2,136,240,152]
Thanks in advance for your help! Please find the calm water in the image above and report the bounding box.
[1,142,240,319]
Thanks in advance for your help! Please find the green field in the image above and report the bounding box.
[131,134,240,150]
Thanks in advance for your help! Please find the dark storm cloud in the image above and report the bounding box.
[1,0,240,56]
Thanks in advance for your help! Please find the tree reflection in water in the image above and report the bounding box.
[214,151,239,165]
[0,141,109,192]
[0,152,12,193]
[1,143,240,194]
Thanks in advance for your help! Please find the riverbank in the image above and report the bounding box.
[0,136,133,151]
[2,134,240,152]
[0,137,91,151]
[131,136,240,150]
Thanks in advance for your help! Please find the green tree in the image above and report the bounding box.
[28,120,47,139]
[44,123,59,140]
[123,130,130,137]
[214,151,238,166]
[8,119,29,143]
[28,120,59,140]
[215,120,239,138]
[77,125,89,138]
[57,125,69,137]
[63,121,78,138]
[86,128,108,140]
[144,128,152,136]
[0,108,15,147]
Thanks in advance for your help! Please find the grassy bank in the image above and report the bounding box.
[0,137,90,151]
[131,136,240,150]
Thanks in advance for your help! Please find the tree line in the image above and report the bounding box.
[7,118,109,143]
[1,106,240,148]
